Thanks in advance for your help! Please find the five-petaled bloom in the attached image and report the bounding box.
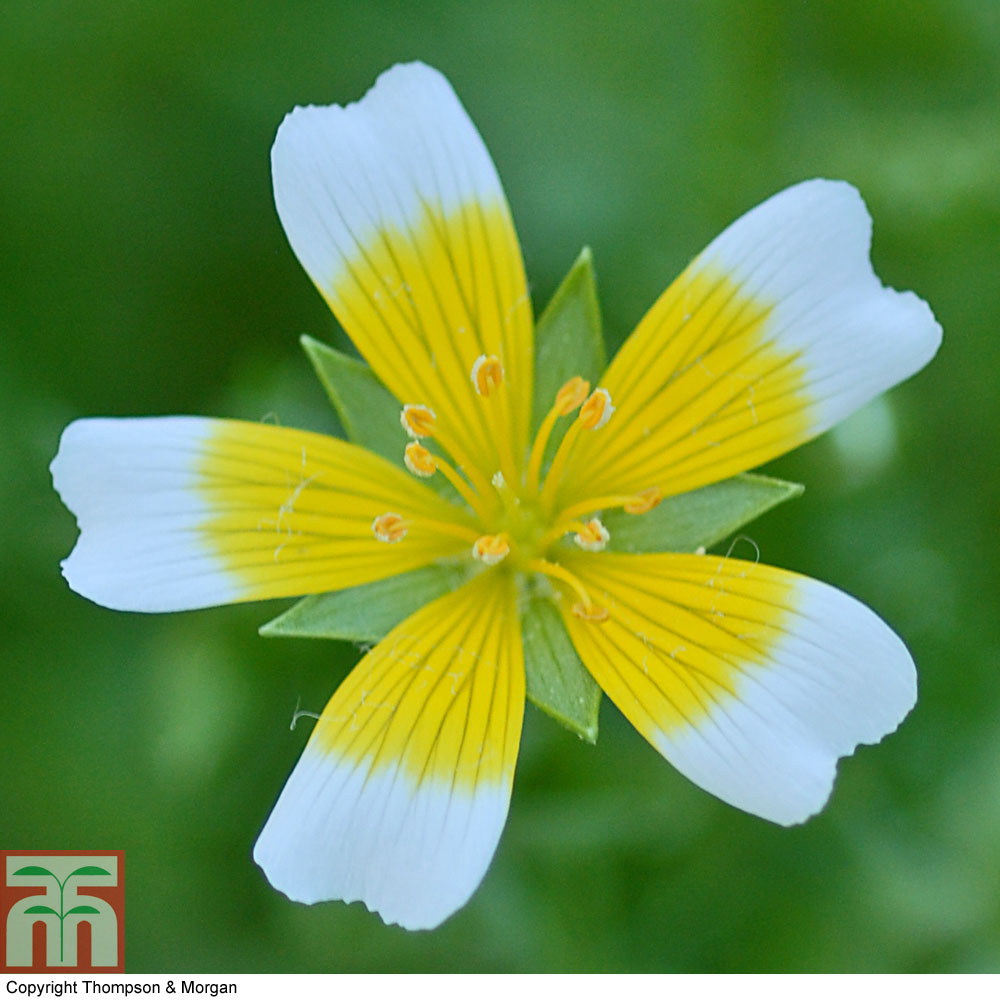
[51,63,941,930]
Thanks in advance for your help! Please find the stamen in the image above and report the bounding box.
[525,375,591,496]
[491,470,506,490]
[400,403,437,439]
[407,442,488,518]
[572,602,609,623]
[623,486,662,515]
[573,518,609,552]
[554,486,665,526]
[555,376,590,415]
[404,442,436,478]
[398,406,498,519]
[579,388,615,430]
[472,533,511,566]
[470,354,504,396]
[372,512,407,543]
[539,388,616,513]
[471,354,518,487]
[524,558,608,623]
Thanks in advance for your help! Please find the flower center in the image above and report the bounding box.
[383,368,663,621]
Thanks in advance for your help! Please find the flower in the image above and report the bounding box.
[51,62,941,931]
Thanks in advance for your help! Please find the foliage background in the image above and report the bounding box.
[3,0,997,973]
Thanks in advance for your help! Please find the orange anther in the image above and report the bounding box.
[623,486,663,515]
[472,533,511,566]
[404,442,436,478]
[579,388,615,430]
[400,403,437,439]
[572,602,609,623]
[471,354,504,396]
[554,376,590,415]
[573,518,610,552]
[372,512,408,543]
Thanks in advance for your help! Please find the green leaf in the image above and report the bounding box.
[300,335,406,465]
[521,586,601,743]
[259,562,475,643]
[604,472,804,553]
[24,905,58,915]
[69,866,110,878]
[66,905,101,915]
[12,866,55,878]
[532,247,606,463]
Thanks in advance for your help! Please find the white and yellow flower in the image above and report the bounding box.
[51,63,941,931]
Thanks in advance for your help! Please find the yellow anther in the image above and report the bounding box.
[579,388,615,430]
[400,403,437,439]
[372,512,407,543]
[404,442,436,478]
[572,602,610,623]
[623,486,663,515]
[555,376,590,415]
[470,354,504,396]
[573,518,610,552]
[472,533,511,566]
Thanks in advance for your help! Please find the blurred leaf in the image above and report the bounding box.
[66,905,101,915]
[259,562,475,643]
[24,905,58,915]
[521,590,601,743]
[604,472,804,552]
[13,866,55,878]
[532,247,606,465]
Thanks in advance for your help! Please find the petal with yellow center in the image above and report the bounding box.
[559,551,915,825]
[272,62,533,481]
[51,417,470,612]
[557,180,941,507]
[254,570,524,931]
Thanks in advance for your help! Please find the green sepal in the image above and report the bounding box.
[300,335,459,502]
[300,335,406,466]
[259,562,474,643]
[528,248,608,741]
[604,472,804,553]
[520,586,601,743]
[532,247,606,463]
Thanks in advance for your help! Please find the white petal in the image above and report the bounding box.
[699,179,941,431]
[563,552,916,825]
[254,749,513,931]
[254,573,524,929]
[272,62,505,292]
[51,416,464,613]
[653,575,916,825]
[51,417,240,612]
[271,62,534,478]
[561,179,942,502]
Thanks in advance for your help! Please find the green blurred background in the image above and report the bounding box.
[3,0,998,973]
